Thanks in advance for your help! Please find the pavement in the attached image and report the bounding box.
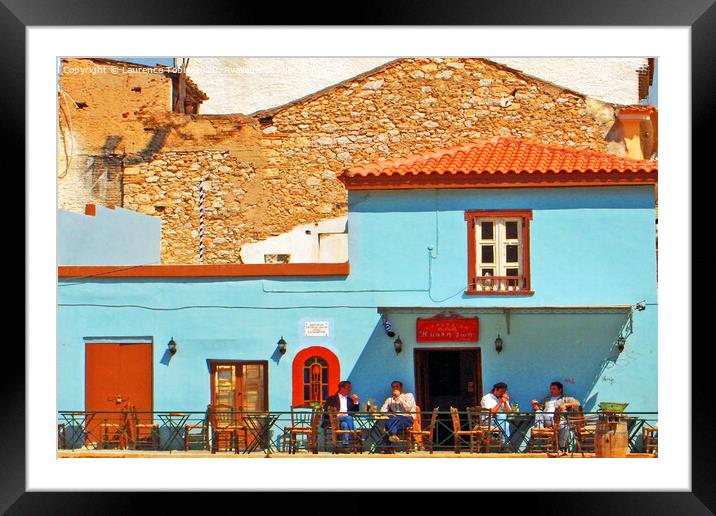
[57,449,657,459]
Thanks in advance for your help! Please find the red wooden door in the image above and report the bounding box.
[85,343,153,436]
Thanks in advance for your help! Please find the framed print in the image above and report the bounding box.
[10,0,710,512]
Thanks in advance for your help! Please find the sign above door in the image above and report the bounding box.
[416,312,479,342]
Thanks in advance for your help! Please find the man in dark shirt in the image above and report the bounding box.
[322,380,359,443]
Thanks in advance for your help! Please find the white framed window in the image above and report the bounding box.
[465,210,533,294]
[476,218,522,289]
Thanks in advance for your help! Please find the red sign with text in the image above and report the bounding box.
[416,315,479,342]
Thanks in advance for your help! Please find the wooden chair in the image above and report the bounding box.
[450,407,482,453]
[208,404,248,453]
[98,404,131,450]
[528,410,557,453]
[566,411,597,456]
[327,408,363,454]
[468,407,504,453]
[407,407,439,454]
[185,406,210,451]
[126,404,160,450]
[643,426,658,456]
[98,416,130,450]
[307,407,322,454]
[379,407,421,454]
[283,406,316,454]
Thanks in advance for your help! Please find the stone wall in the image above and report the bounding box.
[57,59,261,213]
[253,57,625,247]
[60,57,638,265]
[187,57,648,114]
[123,150,264,264]
[58,58,175,211]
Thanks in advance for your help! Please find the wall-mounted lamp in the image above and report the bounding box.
[167,337,177,355]
[617,335,626,352]
[393,336,403,354]
[495,334,504,354]
[277,336,287,355]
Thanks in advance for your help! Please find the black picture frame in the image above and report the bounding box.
[8,0,708,512]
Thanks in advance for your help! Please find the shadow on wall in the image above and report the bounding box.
[159,348,174,366]
[345,311,630,412]
[346,317,408,406]
[124,127,171,165]
[93,127,172,170]
[270,346,284,365]
[72,129,172,208]
[492,312,629,412]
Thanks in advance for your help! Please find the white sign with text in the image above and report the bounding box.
[304,321,330,337]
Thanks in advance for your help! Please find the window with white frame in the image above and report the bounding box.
[465,210,532,294]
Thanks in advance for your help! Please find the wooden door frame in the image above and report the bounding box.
[413,347,482,411]
[84,341,154,413]
[207,359,270,411]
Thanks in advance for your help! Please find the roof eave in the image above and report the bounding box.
[340,171,658,190]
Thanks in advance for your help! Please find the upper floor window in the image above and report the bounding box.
[464,210,533,295]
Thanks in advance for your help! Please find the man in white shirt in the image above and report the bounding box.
[531,381,581,451]
[480,382,513,441]
[380,381,416,448]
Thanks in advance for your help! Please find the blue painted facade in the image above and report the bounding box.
[58,185,657,413]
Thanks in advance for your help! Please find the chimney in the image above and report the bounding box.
[617,106,658,160]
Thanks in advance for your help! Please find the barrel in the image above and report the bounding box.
[594,420,628,457]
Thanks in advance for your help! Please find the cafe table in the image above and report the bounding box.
[353,413,392,453]
[506,412,536,452]
[488,411,536,452]
[157,412,190,451]
[59,411,99,450]
[625,416,646,452]
[242,412,280,454]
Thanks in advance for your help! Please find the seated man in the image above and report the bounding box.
[480,382,513,441]
[322,380,359,445]
[379,381,416,449]
[531,381,581,451]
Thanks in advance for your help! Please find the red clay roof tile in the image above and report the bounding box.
[341,137,658,180]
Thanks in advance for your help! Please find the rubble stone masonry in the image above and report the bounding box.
[59,57,635,264]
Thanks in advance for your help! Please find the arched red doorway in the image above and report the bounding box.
[292,346,340,407]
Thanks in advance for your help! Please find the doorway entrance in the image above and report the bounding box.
[414,348,482,448]
[414,348,482,411]
[85,341,153,446]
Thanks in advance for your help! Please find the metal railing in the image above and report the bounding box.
[471,275,527,292]
[57,410,658,455]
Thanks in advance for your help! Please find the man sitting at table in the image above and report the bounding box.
[380,381,416,447]
[531,381,581,451]
[322,380,360,444]
[480,382,513,441]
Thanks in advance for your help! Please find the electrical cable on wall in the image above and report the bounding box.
[58,87,78,179]
[58,303,381,311]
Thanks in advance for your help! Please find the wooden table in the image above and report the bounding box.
[354,414,396,453]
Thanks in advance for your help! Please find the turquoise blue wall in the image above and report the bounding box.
[58,185,657,413]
